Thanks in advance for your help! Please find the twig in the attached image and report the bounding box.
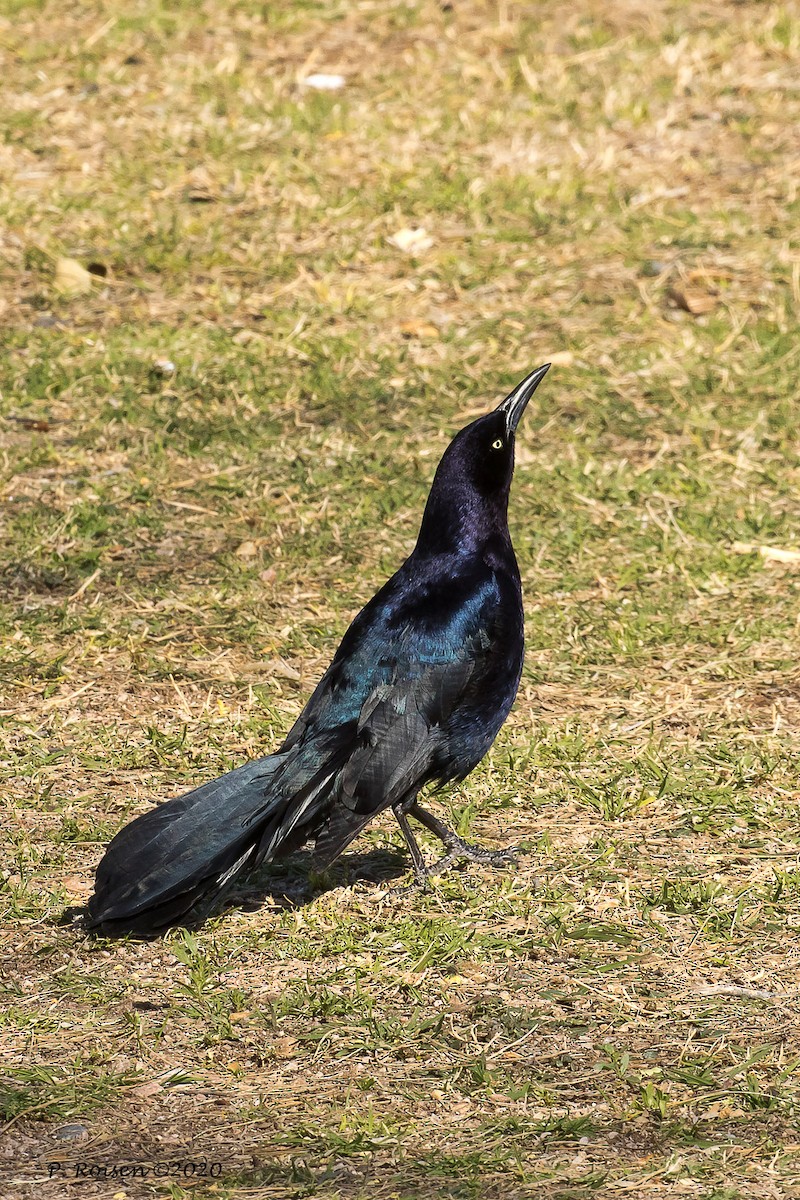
[162,499,219,515]
[69,568,100,600]
[42,681,96,710]
[695,984,784,1003]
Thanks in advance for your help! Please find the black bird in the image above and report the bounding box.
[85,364,550,935]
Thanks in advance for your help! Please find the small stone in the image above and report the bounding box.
[301,73,345,90]
[642,260,669,276]
[54,1123,88,1142]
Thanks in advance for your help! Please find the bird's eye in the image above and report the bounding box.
[491,438,503,450]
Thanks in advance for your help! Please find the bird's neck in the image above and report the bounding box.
[414,481,512,560]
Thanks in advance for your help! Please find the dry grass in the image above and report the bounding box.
[2,1,800,1196]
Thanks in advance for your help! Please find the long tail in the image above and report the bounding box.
[84,738,346,937]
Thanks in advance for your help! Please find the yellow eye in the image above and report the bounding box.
[492,438,503,450]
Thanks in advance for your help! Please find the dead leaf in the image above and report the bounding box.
[8,415,60,432]
[235,540,259,558]
[130,1080,163,1100]
[548,350,574,367]
[389,227,434,254]
[232,328,266,345]
[54,257,94,296]
[273,1037,298,1059]
[215,50,240,75]
[267,657,301,681]
[732,541,800,564]
[399,320,439,340]
[184,167,218,203]
[668,285,717,315]
[700,1101,746,1120]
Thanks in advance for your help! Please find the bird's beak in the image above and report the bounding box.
[498,363,551,434]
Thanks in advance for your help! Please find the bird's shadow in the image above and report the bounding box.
[63,846,410,940]
[228,845,409,916]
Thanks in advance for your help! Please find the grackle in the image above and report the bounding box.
[84,364,550,935]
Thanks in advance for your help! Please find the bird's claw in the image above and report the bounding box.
[418,841,520,882]
[383,875,430,900]
[384,843,520,898]
[435,840,520,871]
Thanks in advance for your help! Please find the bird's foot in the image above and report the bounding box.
[404,803,519,875]
[388,801,520,896]
[429,838,520,876]
[383,844,518,897]
[382,873,430,900]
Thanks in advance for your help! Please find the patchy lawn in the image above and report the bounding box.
[2,1,800,1196]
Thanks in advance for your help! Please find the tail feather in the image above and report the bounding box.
[86,755,285,935]
[85,725,359,937]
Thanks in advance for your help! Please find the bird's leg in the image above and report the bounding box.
[390,803,431,892]
[407,801,519,876]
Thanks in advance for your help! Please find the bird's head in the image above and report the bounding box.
[416,364,551,554]
[451,363,551,497]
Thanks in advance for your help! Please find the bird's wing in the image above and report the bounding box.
[303,574,505,868]
[283,564,503,742]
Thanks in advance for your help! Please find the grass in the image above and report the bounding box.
[2,0,800,1195]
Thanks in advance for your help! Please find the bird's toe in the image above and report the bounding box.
[382,877,429,900]
[444,838,520,866]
